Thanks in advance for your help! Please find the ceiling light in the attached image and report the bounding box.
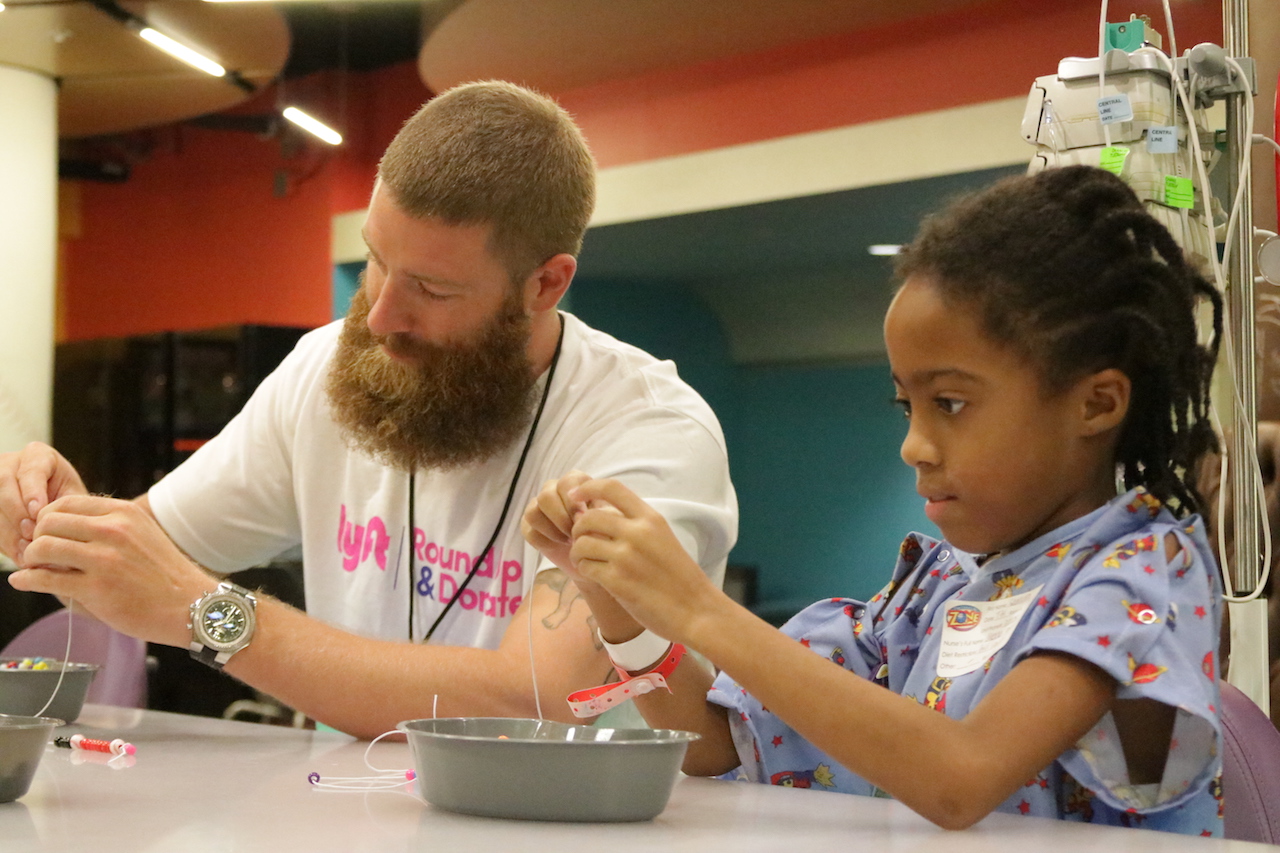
[138,27,226,77]
[283,107,343,146]
[867,244,903,256]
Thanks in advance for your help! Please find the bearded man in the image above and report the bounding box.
[0,81,736,738]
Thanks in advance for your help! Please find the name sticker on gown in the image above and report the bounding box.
[936,585,1043,677]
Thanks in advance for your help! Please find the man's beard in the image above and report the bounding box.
[325,284,538,472]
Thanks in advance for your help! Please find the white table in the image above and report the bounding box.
[2,705,1267,852]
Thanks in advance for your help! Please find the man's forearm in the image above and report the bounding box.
[221,588,602,739]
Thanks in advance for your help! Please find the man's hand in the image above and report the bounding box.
[0,442,88,565]
[8,495,212,647]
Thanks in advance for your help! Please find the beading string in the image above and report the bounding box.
[307,695,445,792]
[307,729,417,792]
[526,575,544,722]
[30,598,76,719]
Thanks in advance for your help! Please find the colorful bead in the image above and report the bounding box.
[2,657,67,671]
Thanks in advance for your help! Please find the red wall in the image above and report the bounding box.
[60,63,429,341]
[57,0,1226,342]
[561,0,1224,167]
[65,126,331,339]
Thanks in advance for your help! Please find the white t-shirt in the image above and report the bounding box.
[149,313,737,651]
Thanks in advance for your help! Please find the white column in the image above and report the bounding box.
[0,66,57,452]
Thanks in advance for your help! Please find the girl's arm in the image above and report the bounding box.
[692,599,1115,828]
[568,478,1118,830]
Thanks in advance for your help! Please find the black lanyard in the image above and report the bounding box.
[408,313,566,643]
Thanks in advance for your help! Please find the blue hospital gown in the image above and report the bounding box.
[708,488,1224,836]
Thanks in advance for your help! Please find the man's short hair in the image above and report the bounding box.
[378,80,596,282]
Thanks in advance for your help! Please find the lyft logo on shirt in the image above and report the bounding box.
[338,505,391,571]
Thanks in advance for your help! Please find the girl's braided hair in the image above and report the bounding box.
[895,165,1221,518]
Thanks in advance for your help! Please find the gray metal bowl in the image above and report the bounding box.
[398,717,698,822]
[0,715,58,803]
[0,660,99,723]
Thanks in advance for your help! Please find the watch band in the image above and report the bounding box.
[190,644,225,670]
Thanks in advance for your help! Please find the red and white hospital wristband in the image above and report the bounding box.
[566,642,687,719]
[597,627,674,672]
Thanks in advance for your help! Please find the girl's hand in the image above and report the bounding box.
[522,472,650,647]
[521,470,592,578]
[567,478,722,647]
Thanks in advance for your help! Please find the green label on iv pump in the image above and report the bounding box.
[1164,175,1194,209]
[1099,146,1129,175]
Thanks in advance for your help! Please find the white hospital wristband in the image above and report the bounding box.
[597,628,673,673]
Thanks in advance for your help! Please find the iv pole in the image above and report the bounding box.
[1222,0,1270,713]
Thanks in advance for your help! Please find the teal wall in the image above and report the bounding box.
[567,278,734,422]
[570,276,933,618]
[334,261,362,320]
[724,362,932,612]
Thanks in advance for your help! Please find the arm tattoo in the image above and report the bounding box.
[536,568,584,630]
[535,570,614,684]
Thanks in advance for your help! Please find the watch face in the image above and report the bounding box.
[204,601,248,644]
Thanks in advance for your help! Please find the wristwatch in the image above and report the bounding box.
[188,581,258,670]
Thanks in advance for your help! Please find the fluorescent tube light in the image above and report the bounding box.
[867,244,903,256]
[283,107,343,146]
[138,27,226,77]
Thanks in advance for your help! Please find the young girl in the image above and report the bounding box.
[522,166,1224,834]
